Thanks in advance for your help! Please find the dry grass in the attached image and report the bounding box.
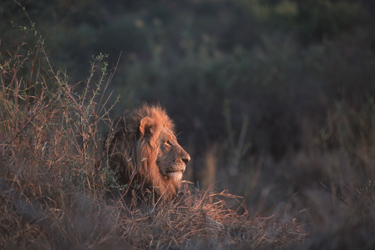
[112,187,306,249]
[0,20,307,250]
[3,4,375,249]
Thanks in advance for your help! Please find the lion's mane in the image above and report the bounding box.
[107,105,188,202]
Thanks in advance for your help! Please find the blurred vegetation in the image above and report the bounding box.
[2,0,375,247]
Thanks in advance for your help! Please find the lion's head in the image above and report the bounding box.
[107,105,190,202]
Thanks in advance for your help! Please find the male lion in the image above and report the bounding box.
[106,105,191,203]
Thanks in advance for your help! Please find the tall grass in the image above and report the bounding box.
[2,1,375,249]
[0,14,118,248]
[0,9,306,250]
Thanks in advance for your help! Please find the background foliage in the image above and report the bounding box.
[1,0,375,248]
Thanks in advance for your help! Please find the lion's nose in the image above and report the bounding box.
[182,153,191,164]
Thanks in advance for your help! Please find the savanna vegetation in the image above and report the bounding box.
[1,0,375,249]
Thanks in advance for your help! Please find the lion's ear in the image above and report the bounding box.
[139,117,156,138]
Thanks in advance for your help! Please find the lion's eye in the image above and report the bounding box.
[165,141,172,146]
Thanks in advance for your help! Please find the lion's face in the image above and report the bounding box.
[155,127,191,183]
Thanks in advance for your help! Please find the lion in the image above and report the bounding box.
[106,104,191,203]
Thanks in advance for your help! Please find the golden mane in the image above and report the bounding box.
[107,105,190,203]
